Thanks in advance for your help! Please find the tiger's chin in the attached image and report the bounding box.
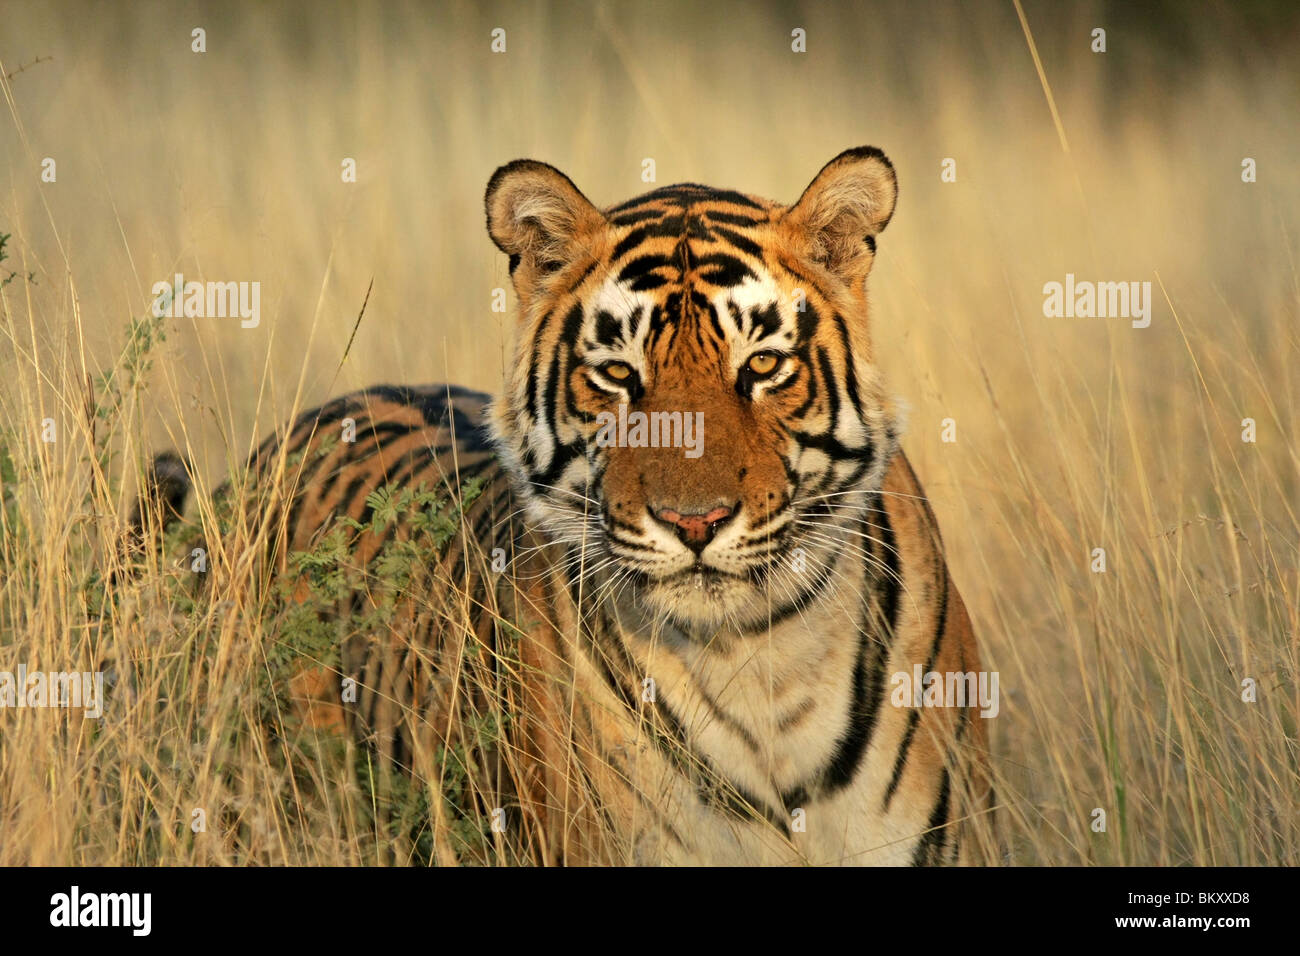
[631,566,781,634]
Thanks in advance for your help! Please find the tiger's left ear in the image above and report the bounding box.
[782,146,898,282]
[484,160,605,278]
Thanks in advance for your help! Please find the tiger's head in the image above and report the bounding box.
[485,147,901,636]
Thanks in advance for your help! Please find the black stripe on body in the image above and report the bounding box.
[572,588,789,834]
[882,562,950,811]
[911,767,951,866]
[783,501,901,806]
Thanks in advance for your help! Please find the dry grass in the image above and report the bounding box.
[0,0,1296,865]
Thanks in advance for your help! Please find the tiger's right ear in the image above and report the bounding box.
[485,160,605,277]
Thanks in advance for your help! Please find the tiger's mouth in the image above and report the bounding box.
[674,561,748,582]
[614,560,752,591]
[554,492,839,631]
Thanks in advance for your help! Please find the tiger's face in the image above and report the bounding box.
[486,148,901,635]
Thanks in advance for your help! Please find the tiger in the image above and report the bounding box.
[134,146,996,866]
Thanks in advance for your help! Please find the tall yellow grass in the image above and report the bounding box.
[0,0,1296,864]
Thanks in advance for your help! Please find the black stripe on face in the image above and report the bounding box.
[611,227,655,263]
[693,253,756,287]
[797,301,820,344]
[708,303,728,342]
[684,214,713,241]
[684,289,711,322]
[749,302,783,339]
[605,185,766,213]
[704,189,766,209]
[533,441,580,489]
[609,214,691,263]
[523,308,554,421]
[593,309,623,347]
[725,299,744,329]
[792,429,871,464]
[829,312,864,412]
[625,273,666,293]
[604,527,655,552]
[791,347,818,418]
[605,191,681,216]
[617,253,674,283]
[608,208,666,226]
[815,346,841,424]
[703,211,767,227]
[743,498,791,536]
[709,225,764,259]
[660,291,684,327]
[604,512,643,536]
[529,304,586,486]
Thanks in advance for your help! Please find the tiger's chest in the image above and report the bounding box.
[610,632,920,865]
[574,560,930,866]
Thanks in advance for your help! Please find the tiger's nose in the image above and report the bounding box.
[653,504,735,554]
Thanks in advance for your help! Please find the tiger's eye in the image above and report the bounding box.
[603,362,632,381]
[747,352,780,376]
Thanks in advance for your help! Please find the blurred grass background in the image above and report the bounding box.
[0,0,1297,864]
